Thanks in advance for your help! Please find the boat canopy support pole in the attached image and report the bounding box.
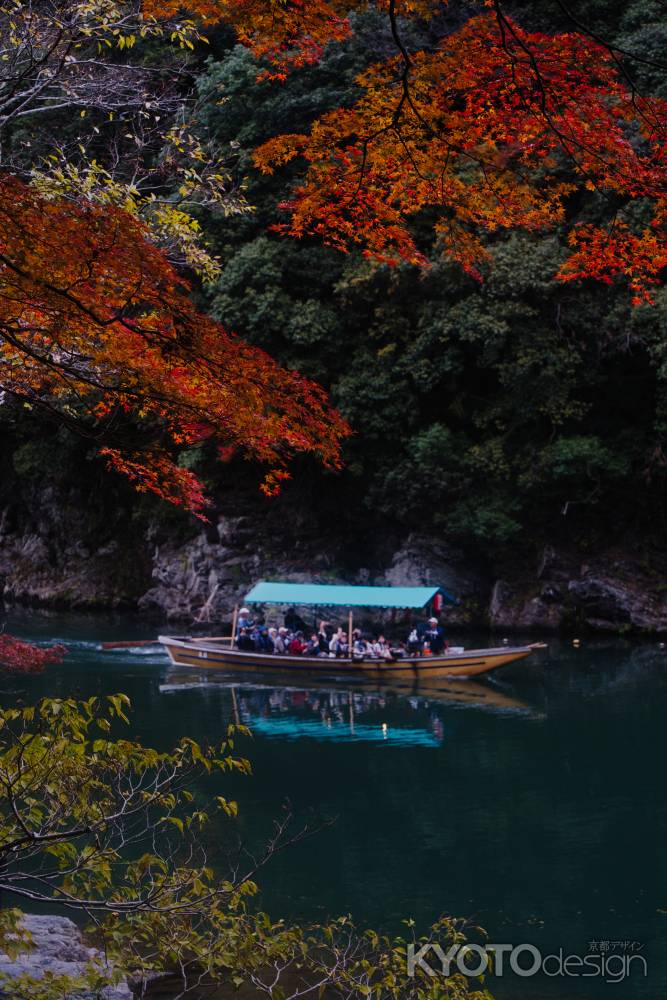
[348,609,353,654]
[230,604,239,646]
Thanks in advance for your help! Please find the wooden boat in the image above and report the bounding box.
[159,581,546,680]
[159,635,544,678]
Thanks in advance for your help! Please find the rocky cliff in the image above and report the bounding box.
[488,545,667,634]
[2,500,666,634]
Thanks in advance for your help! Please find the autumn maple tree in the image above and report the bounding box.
[0,0,665,532]
[0,176,348,516]
[240,1,666,303]
[134,3,667,297]
[0,1,350,521]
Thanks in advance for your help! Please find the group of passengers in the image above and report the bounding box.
[235,607,447,660]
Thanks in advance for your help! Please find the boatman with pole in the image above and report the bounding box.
[423,616,446,655]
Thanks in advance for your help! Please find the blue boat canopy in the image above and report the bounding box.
[244,582,456,609]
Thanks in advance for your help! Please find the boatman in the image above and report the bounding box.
[285,606,307,633]
[423,617,446,655]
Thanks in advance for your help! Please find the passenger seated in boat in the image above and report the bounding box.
[288,631,307,655]
[273,627,289,654]
[257,628,273,654]
[351,629,370,660]
[379,635,393,658]
[237,627,255,652]
[317,621,332,653]
[423,617,446,654]
[329,627,348,658]
[352,640,366,660]
[306,634,322,656]
[407,628,420,655]
[371,635,392,660]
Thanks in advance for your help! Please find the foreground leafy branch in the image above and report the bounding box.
[0,695,254,913]
[0,696,493,999]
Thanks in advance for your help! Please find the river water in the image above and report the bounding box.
[1,610,665,999]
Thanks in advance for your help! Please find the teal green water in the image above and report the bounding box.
[1,611,666,999]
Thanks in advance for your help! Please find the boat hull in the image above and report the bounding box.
[158,637,545,679]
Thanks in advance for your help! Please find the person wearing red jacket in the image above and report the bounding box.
[288,632,307,655]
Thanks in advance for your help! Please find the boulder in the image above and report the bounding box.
[0,914,132,999]
[383,534,490,625]
[488,547,667,634]
[0,531,148,610]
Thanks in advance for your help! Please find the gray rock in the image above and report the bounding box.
[384,534,490,625]
[488,580,561,630]
[488,580,518,627]
[0,529,148,610]
[138,533,250,621]
[0,914,132,999]
[568,571,667,633]
[487,547,667,634]
[516,596,564,629]
[567,577,633,628]
[536,545,576,582]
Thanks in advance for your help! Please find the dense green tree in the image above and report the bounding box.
[180,3,667,559]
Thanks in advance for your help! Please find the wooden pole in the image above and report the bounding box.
[348,609,353,658]
[100,640,155,650]
[191,635,232,643]
[230,604,239,646]
[230,685,240,726]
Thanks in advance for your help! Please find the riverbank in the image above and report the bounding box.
[2,509,667,635]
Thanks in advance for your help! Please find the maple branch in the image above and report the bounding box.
[490,2,638,198]
[550,0,667,73]
[507,0,667,141]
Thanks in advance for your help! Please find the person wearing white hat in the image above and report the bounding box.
[423,616,446,654]
[237,607,254,636]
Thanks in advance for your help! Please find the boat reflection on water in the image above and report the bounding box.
[159,669,539,748]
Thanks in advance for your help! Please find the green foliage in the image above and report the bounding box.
[0,696,492,1000]
[535,436,630,484]
[0,694,252,899]
[617,2,667,98]
[0,966,126,1000]
[0,909,31,961]
[209,236,345,378]
[374,426,523,543]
